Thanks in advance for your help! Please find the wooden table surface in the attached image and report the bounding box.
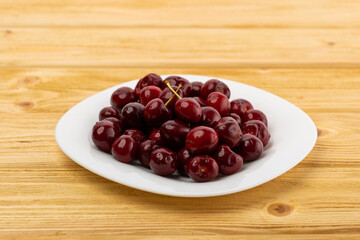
[1,1,360,239]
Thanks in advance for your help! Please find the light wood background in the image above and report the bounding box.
[1,1,360,239]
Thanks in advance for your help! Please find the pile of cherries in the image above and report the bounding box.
[92,73,270,182]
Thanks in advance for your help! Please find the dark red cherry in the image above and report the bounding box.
[149,147,177,176]
[139,85,162,105]
[175,98,202,124]
[242,120,270,147]
[92,120,121,153]
[187,155,219,182]
[99,106,119,120]
[200,79,230,99]
[111,87,137,111]
[159,86,183,109]
[143,98,172,127]
[135,73,163,97]
[190,81,203,97]
[233,134,263,162]
[103,117,123,133]
[111,135,137,163]
[120,102,146,130]
[214,144,243,175]
[177,147,192,175]
[160,119,190,150]
[199,106,221,128]
[230,99,253,117]
[162,76,192,97]
[138,140,161,167]
[215,117,242,148]
[193,97,206,107]
[229,113,241,126]
[148,128,162,143]
[242,109,268,127]
[206,92,230,117]
[123,129,146,145]
[185,126,219,155]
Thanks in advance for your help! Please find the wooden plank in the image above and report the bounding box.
[1,28,360,68]
[0,0,360,28]
[0,67,360,239]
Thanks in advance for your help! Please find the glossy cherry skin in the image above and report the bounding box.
[149,147,177,176]
[123,129,146,145]
[159,86,183,109]
[200,79,230,99]
[99,106,119,120]
[199,106,221,128]
[135,73,163,97]
[215,117,243,148]
[190,81,203,97]
[103,117,124,133]
[229,113,241,126]
[143,98,172,127]
[242,120,270,147]
[175,98,202,124]
[187,155,219,182]
[193,97,206,107]
[138,140,161,167]
[111,135,137,163]
[160,119,190,150]
[233,134,263,162]
[162,76,192,97]
[111,87,137,111]
[148,128,162,143]
[177,147,192,175]
[139,85,162,106]
[242,109,268,127]
[185,126,219,155]
[214,144,243,175]
[206,92,230,117]
[92,120,121,153]
[230,99,253,117]
[120,102,146,130]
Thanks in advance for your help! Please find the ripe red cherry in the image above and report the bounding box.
[139,86,162,105]
[111,87,137,111]
[175,98,202,124]
[138,140,161,167]
[92,120,121,153]
[148,128,162,143]
[160,119,190,150]
[143,98,172,127]
[111,135,137,163]
[135,73,163,97]
[214,144,243,175]
[120,102,146,130]
[123,129,146,145]
[177,147,192,175]
[159,86,183,109]
[199,106,221,128]
[187,155,219,182]
[185,126,219,155]
[242,109,268,127]
[230,99,253,117]
[233,134,263,162]
[206,92,230,117]
[162,76,192,97]
[242,120,270,147]
[103,117,123,133]
[229,113,241,126]
[190,81,203,97]
[99,106,119,120]
[200,79,230,99]
[215,117,243,148]
[193,97,206,107]
[149,147,177,176]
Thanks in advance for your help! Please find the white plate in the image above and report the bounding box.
[55,75,317,197]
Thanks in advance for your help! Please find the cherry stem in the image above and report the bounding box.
[164,84,182,106]
[164,81,182,100]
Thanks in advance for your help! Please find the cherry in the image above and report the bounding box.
[160,119,190,150]
[200,79,230,99]
[206,92,230,117]
[92,120,121,153]
[111,135,137,163]
[135,73,163,97]
[159,86,183,109]
[123,129,146,145]
[120,102,146,130]
[185,126,219,155]
[190,81,203,97]
[214,144,243,175]
[230,99,253,117]
[199,106,221,128]
[139,86,162,106]
[175,98,202,124]
[177,147,192,175]
[229,113,241,126]
[187,155,219,182]
[148,128,162,143]
[99,106,119,120]
[162,76,192,97]
[233,134,263,162]
[138,139,161,167]
[149,147,177,176]
[242,120,270,147]
[143,98,172,127]
[193,97,206,107]
[215,117,242,148]
[102,117,123,133]
[111,87,137,111]
[242,109,268,127]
